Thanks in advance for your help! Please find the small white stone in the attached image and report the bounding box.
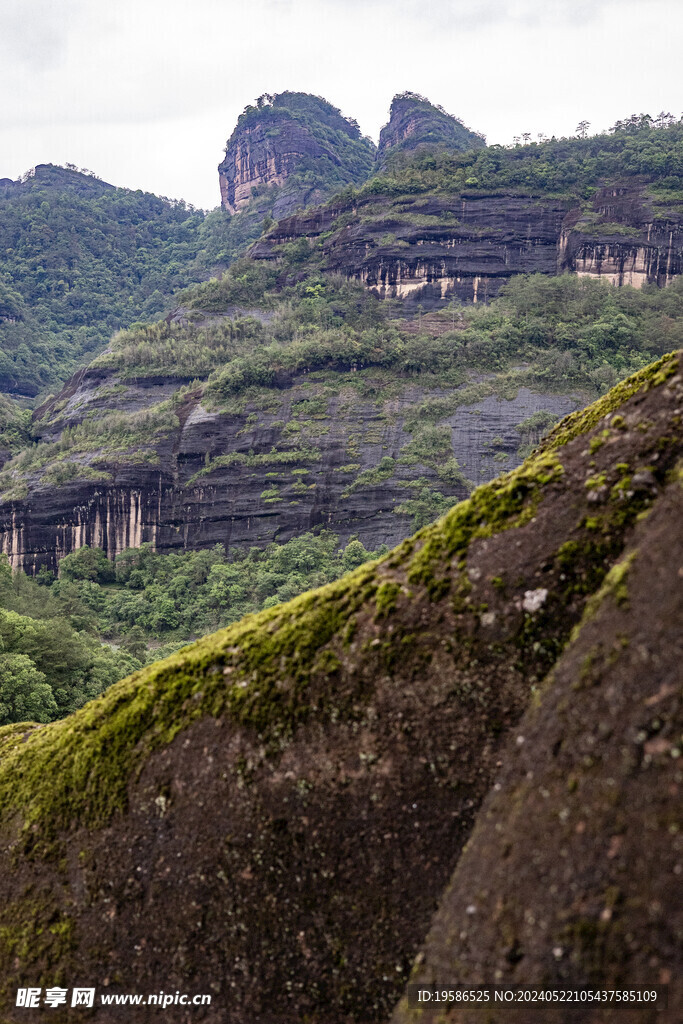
[523,588,548,613]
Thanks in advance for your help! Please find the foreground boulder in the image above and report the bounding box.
[0,352,681,1022]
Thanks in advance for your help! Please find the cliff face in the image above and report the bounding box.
[219,119,326,215]
[253,185,683,307]
[378,92,485,165]
[218,92,375,216]
[0,355,582,573]
[561,186,683,286]
[0,353,680,1022]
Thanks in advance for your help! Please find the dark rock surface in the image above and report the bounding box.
[0,354,680,1023]
[253,187,683,307]
[0,362,585,572]
[219,118,331,216]
[392,423,683,1024]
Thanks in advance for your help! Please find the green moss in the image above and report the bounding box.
[0,352,676,861]
[589,430,610,453]
[570,550,638,643]
[375,581,401,619]
[408,451,564,596]
[0,896,75,995]
[543,351,679,453]
[0,558,380,848]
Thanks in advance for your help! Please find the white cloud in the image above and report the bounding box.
[0,0,83,68]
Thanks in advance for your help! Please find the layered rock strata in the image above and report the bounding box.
[0,361,582,573]
[252,186,683,307]
[218,93,375,217]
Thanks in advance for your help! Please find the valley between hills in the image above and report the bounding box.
[0,91,681,1022]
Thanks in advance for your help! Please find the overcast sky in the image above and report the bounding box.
[2,0,682,210]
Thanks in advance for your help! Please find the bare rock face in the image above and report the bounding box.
[217,92,375,216]
[392,392,683,1024]
[378,92,485,165]
[219,119,324,215]
[254,186,683,307]
[0,358,583,573]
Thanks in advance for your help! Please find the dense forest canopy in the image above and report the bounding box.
[0,164,205,397]
[360,115,683,200]
[0,532,383,727]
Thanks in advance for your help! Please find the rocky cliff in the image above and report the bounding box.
[377,92,485,165]
[253,185,683,307]
[0,352,680,1022]
[218,92,375,217]
[3,117,683,575]
[0,306,583,573]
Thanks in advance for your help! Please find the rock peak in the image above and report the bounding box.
[217,91,374,215]
[378,91,485,164]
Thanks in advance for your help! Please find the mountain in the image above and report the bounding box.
[218,91,376,217]
[0,165,204,398]
[377,91,485,165]
[12,253,683,574]
[2,109,683,593]
[210,91,486,269]
[254,119,683,306]
[0,92,483,403]
[0,351,680,1022]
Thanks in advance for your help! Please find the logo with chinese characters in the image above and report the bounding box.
[16,987,95,1009]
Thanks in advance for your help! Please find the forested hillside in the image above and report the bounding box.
[0,164,205,397]
[0,531,382,727]
[2,103,683,721]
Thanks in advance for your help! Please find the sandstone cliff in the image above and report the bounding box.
[218,92,375,216]
[253,185,683,307]
[0,352,680,1022]
[0,295,583,573]
[378,92,485,165]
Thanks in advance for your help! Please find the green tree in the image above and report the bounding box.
[59,545,116,583]
[0,652,57,724]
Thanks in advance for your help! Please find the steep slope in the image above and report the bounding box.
[3,117,683,575]
[3,261,682,575]
[253,121,683,306]
[0,351,680,1022]
[377,92,485,165]
[218,92,376,217]
[393,468,683,1023]
[11,263,663,572]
